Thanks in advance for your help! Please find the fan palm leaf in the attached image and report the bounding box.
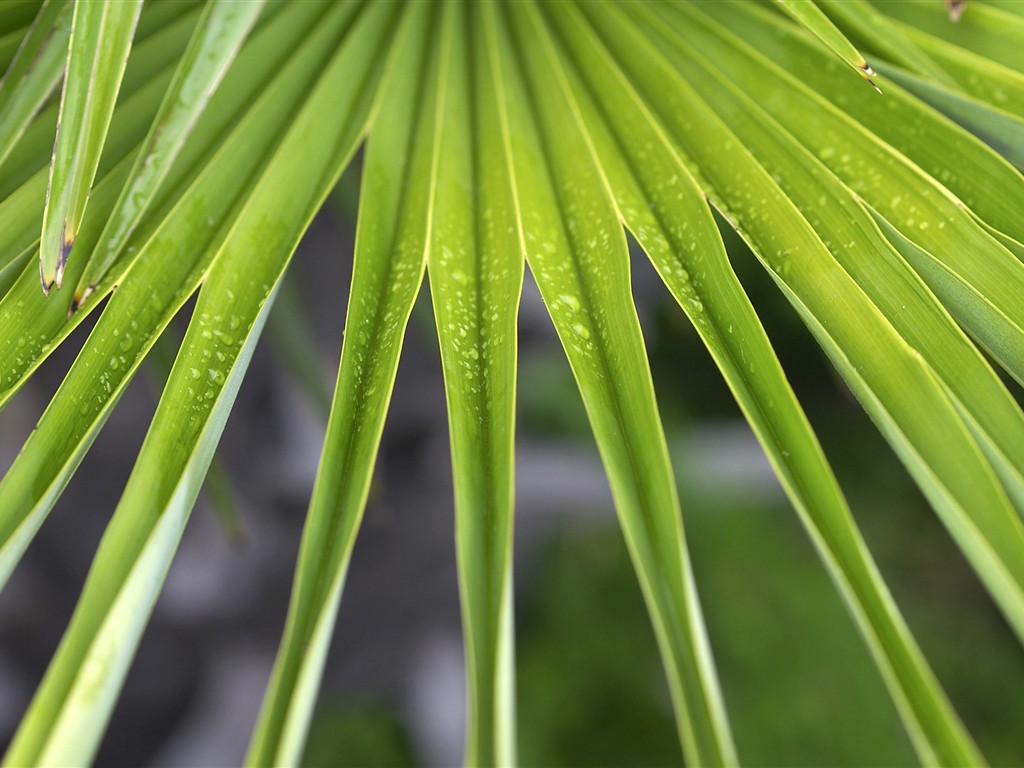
[0,0,1021,765]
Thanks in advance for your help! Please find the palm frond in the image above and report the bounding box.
[38,0,142,292]
[247,4,432,763]
[0,0,1022,765]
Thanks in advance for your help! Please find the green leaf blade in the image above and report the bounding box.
[0,0,349,592]
[0,1,201,205]
[71,0,265,310]
[246,4,444,765]
[38,0,142,292]
[426,3,524,763]
[586,0,1024,663]
[552,3,985,764]
[877,0,1024,71]
[879,60,1024,169]
[692,1,1024,246]
[886,19,1024,119]
[771,0,879,87]
[654,0,1024,509]
[815,0,957,87]
[0,0,327,413]
[3,2,391,763]
[0,0,71,169]
[495,2,736,764]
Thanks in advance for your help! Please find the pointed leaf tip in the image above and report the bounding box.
[39,264,52,296]
[69,284,96,317]
[38,234,72,294]
[944,0,967,22]
[858,62,882,93]
[38,0,142,300]
[772,0,879,89]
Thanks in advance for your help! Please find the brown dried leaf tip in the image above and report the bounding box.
[944,0,967,22]
[39,260,53,296]
[40,225,75,295]
[68,284,95,318]
[860,63,882,94]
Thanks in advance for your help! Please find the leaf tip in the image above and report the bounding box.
[39,266,53,296]
[68,283,95,317]
[39,232,73,294]
[944,0,967,22]
[857,64,882,94]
